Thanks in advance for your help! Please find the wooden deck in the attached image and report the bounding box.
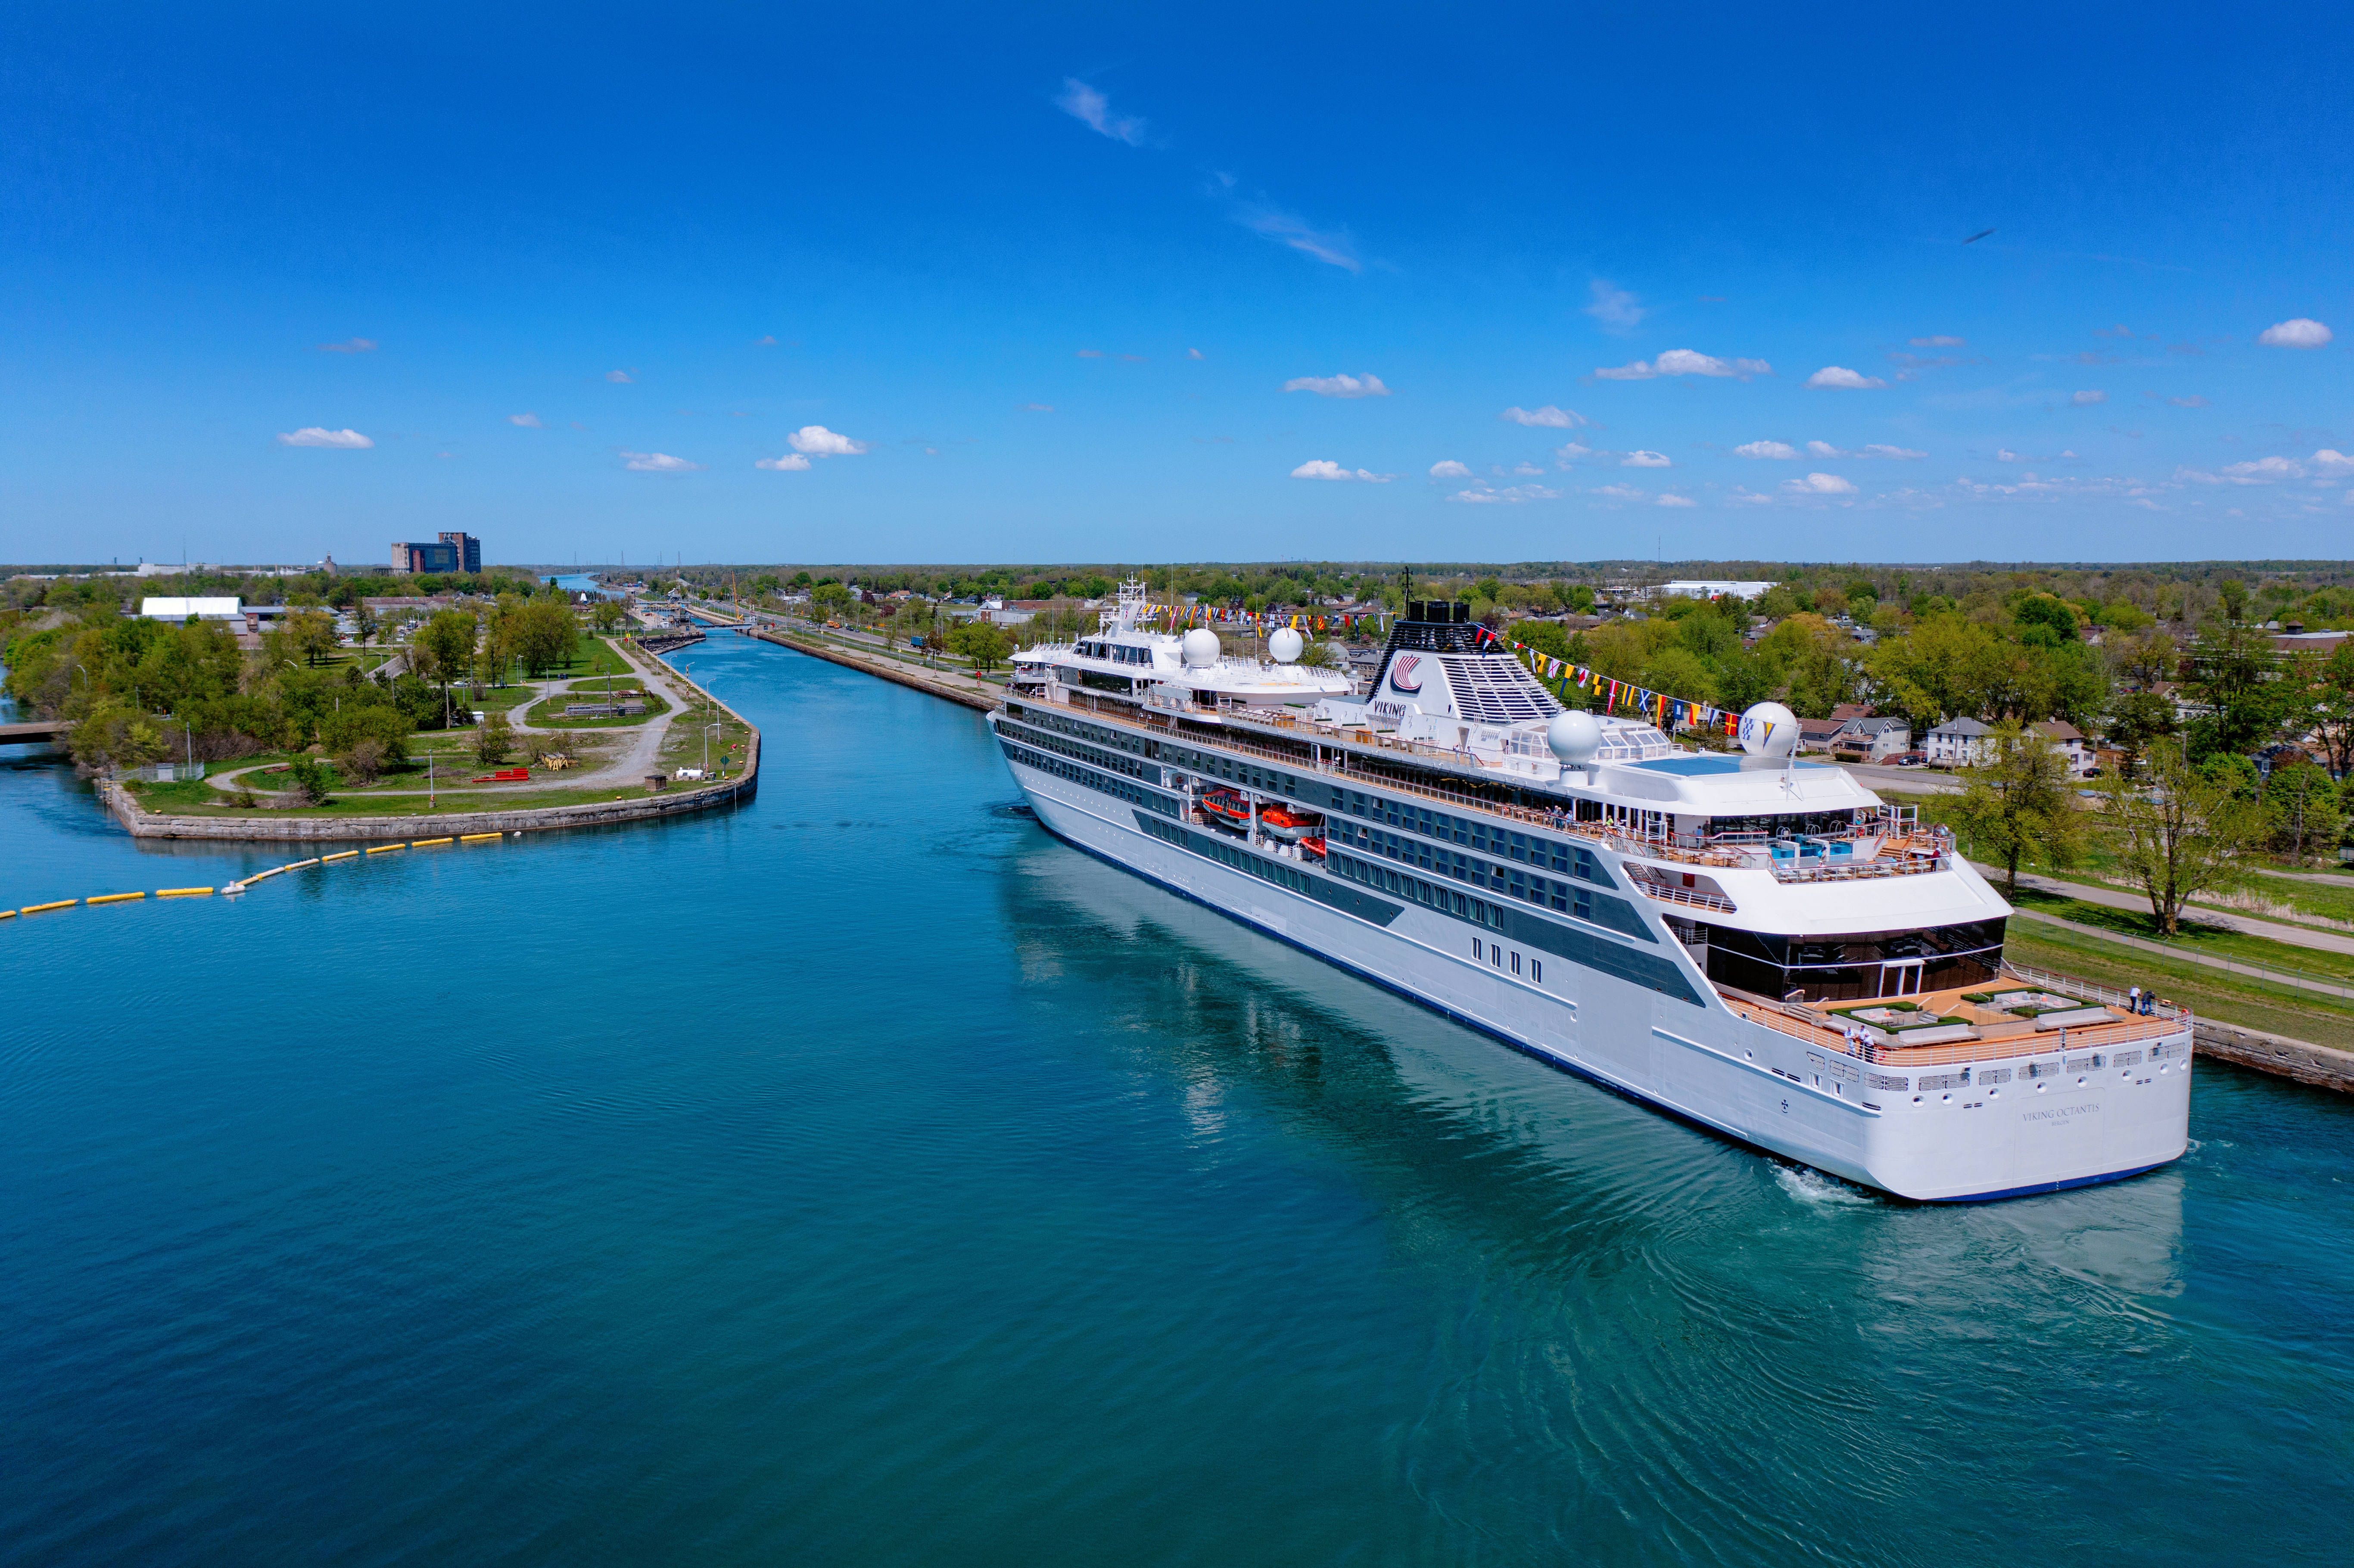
[1723,969,2189,1067]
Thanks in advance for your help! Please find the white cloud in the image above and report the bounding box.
[1595,349,1769,381]
[1512,461,1544,476]
[786,425,869,457]
[1239,206,1361,273]
[276,426,373,448]
[1621,450,1671,467]
[2220,456,2304,482]
[2169,395,2209,408]
[607,370,635,383]
[754,335,778,346]
[1187,348,1205,359]
[1500,404,1585,428]
[1448,483,1560,504]
[2071,389,2107,405]
[1589,483,1647,501]
[1021,403,1054,412]
[1805,366,1886,390]
[1284,372,1390,398]
[1429,460,1473,479]
[1074,348,1104,358]
[1909,335,1966,348]
[756,453,812,471]
[1055,79,1147,146]
[1291,459,1392,482]
[2310,449,2354,476]
[1861,443,1928,459]
[1584,280,1646,332]
[621,450,699,472]
[1727,487,1775,506]
[2257,317,2333,349]
[1784,472,1856,495]
[1806,440,1847,457]
[1734,440,1800,460]
[508,413,543,428]
[316,337,377,353]
[1656,493,1697,507]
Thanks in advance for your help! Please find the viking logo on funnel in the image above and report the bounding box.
[1391,654,1423,693]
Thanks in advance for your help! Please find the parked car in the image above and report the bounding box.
[1891,752,1927,768]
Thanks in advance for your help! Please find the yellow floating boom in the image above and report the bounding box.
[20,899,78,915]
[459,832,502,843]
[157,887,214,898]
[364,844,405,855]
[87,891,147,905]
[321,850,359,862]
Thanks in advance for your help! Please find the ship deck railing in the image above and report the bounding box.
[1718,974,2190,1069]
[1030,693,1953,882]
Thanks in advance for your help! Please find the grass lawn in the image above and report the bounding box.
[2003,885,2354,985]
[523,689,672,728]
[469,683,545,713]
[657,709,752,778]
[2005,921,2354,1051]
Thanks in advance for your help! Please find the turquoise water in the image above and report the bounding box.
[4,636,2351,1566]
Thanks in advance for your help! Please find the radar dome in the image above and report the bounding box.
[1546,709,1604,767]
[1268,627,1304,664]
[1181,628,1221,669]
[1738,701,1800,758]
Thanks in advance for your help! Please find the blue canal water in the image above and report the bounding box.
[3,635,2351,1567]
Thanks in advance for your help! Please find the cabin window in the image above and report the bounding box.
[1531,960,1542,984]
[1511,952,1522,975]
[1473,938,1484,962]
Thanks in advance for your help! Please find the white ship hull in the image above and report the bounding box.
[1001,750,2193,1202]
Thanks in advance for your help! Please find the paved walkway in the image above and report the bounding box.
[1981,864,2354,959]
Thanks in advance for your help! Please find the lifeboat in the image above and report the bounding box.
[1258,804,1324,843]
[1199,788,1253,833]
[1198,788,1325,843]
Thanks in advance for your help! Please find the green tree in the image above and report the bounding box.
[417,610,480,688]
[2099,744,2266,934]
[591,599,626,635]
[1950,721,2083,893]
[2183,619,2280,756]
[319,702,413,765]
[2103,690,2177,777]
[512,600,579,676]
[473,711,515,767]
[2264,760,2345,866]
[287,608,340,666]
[952,621,1012,672]
[283,756,332,806]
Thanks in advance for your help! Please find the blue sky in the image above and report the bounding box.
[2,3,2349,567]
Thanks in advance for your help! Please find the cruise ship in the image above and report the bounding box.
[991,584,2193,1201]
